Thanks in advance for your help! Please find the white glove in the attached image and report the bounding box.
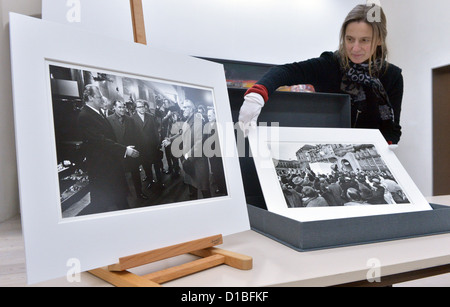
[238,92,265,137]
[125,146,139,158]
[388,144,398,151]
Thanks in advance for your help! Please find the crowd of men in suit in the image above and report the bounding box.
[77,84,226,215]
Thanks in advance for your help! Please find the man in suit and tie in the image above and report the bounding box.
[132,99,164,190]
[204,108,227,195]
[77,84,139,215]
[180,99,211,199]
[107,99,148,200]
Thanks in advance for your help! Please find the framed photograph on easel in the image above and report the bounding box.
[9,13,249,284]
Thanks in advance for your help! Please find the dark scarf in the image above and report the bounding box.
[340,60,394,123]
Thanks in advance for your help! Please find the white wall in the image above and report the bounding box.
[42,0,133,41]
[382,0,450,197]
[43,0,361,63]
[0,0,41,222]
[141,0,361,63]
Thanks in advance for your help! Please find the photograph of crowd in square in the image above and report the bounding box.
[49,63,227,218]
[273,142,410,208]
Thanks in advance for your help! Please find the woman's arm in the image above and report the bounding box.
[249,52,341,100]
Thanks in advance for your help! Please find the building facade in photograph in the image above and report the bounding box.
[291,144,390,174]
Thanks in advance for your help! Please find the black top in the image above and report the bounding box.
[256,51,404,144]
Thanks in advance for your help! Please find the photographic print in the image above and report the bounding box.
[273,142,410,208]
[10,14,248,284]
[248,126,432,222]
[49,62,228,219]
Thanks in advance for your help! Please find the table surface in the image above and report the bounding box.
[1,195,449,287]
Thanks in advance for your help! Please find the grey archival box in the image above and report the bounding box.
[228,88,450,251]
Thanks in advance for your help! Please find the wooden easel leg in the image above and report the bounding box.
[142,254,226,284]
[190,247,253,270]
[108,235,223,272]
[130,0,147,44]
[89,267,161,287]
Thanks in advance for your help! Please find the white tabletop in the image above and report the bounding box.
[1,195,450,287]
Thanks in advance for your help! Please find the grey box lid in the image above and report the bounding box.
[248,204,450,251]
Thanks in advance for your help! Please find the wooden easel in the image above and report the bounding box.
[89,234,252,287]
[88,1,252,287]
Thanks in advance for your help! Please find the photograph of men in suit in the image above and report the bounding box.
[132,99,164,190]
[50,63,229,218]
[77,84,139,215]
[107,99,148,200]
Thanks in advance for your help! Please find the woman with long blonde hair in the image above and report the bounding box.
[239,4,403,144]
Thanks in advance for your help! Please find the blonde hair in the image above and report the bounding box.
[338,4,388,75]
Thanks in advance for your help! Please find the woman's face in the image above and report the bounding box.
[344,21,379,64]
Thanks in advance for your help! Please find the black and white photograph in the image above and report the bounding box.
[248,126,431,222]
[272,142,410,209]
[50,63,228,219]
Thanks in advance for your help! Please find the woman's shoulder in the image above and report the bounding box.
[381,61,403,85]
[316,51,341,66]
[319,51,338,60]
[279,51,339,68]
[383,61,402,77]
